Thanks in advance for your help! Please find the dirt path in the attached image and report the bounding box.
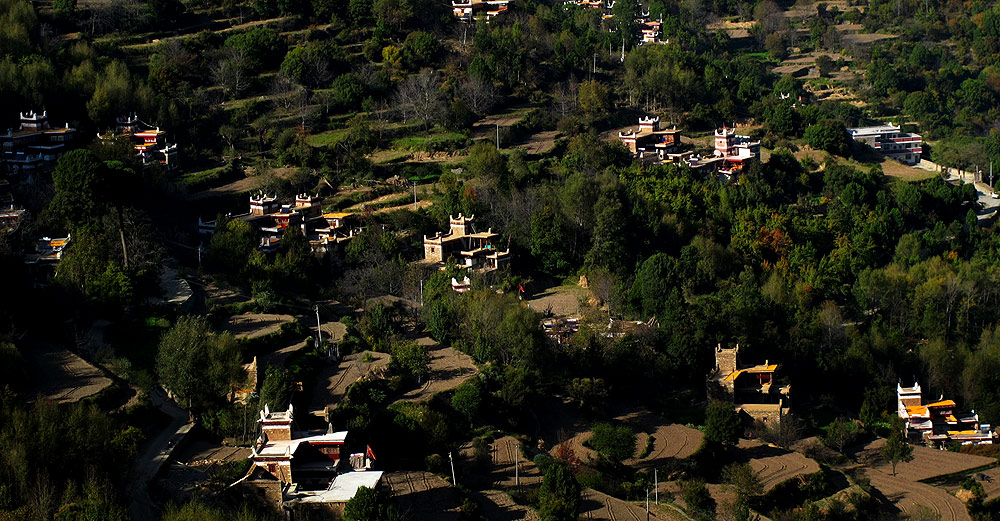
[129,388,193,521]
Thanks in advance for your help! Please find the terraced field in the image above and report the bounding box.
[857,439,995,521]
[490,437,542,488]
[748,450,820,490]
[386,471,462,521]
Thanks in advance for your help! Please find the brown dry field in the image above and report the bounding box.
[376,199,434,214]
[24,343,113,404]
[190,166,299,200]
[945,465,1000,501]
[386,471,462,521]
[174,441,251,466]
[517,130,560,155]
[309,350,391,413]
[632,424,704,464]
[474,489,540,521]
[224,313,295,339]
[394,338,478,404]
[842,32,897,45]
[580,487,687,521]
[347,190,409,210]
[546,401,703,469]
[859,439,995,481]
[746,448,820,490]
[856,438,994,521]
[864,468,970,521]
[527,285,586,318]
[489,436,543,488]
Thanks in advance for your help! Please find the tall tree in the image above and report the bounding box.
[538,460,580,521]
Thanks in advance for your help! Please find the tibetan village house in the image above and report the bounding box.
[897,381,994,446]
[423,214,511,271]
[100,114,179,171]
[199,193,361,254]
[618,116,684,162]
[848,124,922,165]
[238,404,384,517]
[708,344,790,425]
[713,125,760,177]
[0,110,76,178]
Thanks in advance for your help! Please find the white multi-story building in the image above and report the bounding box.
[848,124,922,165]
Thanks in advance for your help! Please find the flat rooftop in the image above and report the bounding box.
[285,471,384,503]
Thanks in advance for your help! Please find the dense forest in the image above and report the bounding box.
[7,0,1000,519]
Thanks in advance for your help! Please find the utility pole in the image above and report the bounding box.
[654,469,658,504]
[314,305,323,349]
[412,180,417,210]
[197,244,203,268]
[419,279,424,307]
[496,124,500,150]
[449,452,457,485]
[645,487,650,521]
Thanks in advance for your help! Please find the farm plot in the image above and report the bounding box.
[23,343,113,404]
[859,439,995,481]
[747,450,820,490]
[224,313,295,339]
[175,441,251,466]
[308,351,391,413]
[393,338,478,404]
[526,285,585,318]
[386,471,462,521]
[579,487,661,521]
[473,489,540,521]
[944,466,1000,501]
[635,424,704,464]
[864,468,971,521]
[488,437,542,488]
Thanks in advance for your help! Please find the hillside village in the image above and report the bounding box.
[7,0,1000,520]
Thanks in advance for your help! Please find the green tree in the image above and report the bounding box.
[47,149,106,228]
[722,463,763,498]
[585,194,628,274]
[344,486,397,521]
[704,400,742,446]
[538,460,580,521]
[823,417,859,454]
[390,341,430,384]
[804,119,849,156]
[577,80,611,123]
[402,31,440,69]
[589,423,636,461]
[530,204,572,274]
[681,480,716,520]
[155,316,244,410]
[451,380,482,420]
[881,426,914,476]
[466,140,507,181]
